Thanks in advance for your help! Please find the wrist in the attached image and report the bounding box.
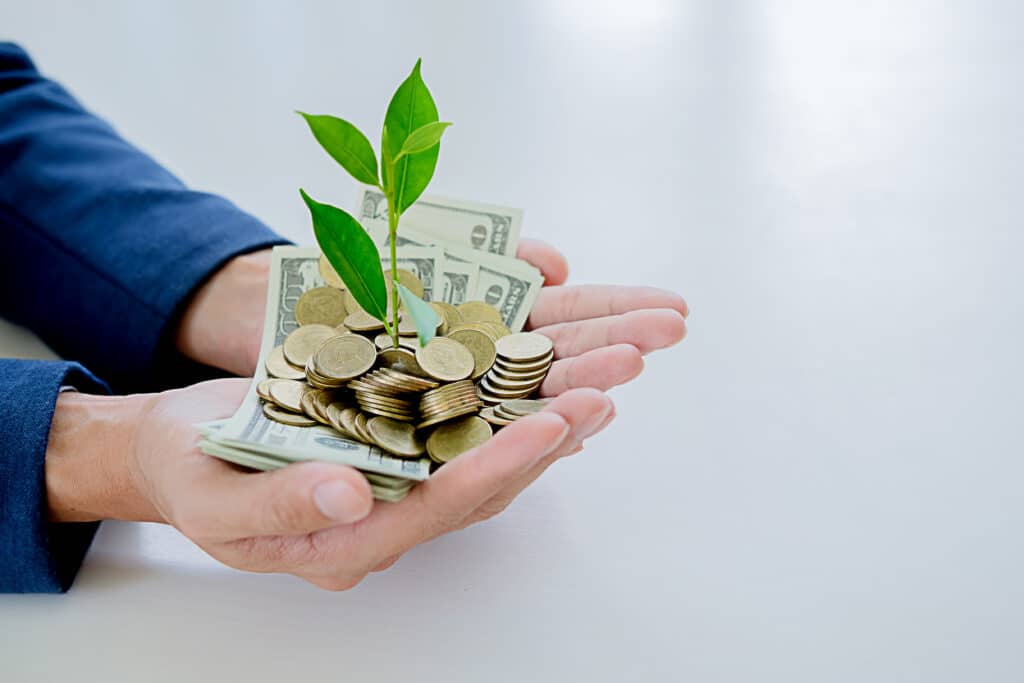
[45,391,163,523]
[175,248,271,376]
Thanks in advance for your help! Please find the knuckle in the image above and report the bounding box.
[265,491,308,532]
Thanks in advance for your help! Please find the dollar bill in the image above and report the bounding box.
[439,258,479,305]
[357,188,522,257]
[201,246,432,481]
[380,245,443,302]
[393,226,543,331]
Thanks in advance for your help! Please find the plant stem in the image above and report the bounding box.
[387,198,401,349]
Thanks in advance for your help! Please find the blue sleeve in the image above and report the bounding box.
[0,42,288,392]
[0,359,109,593]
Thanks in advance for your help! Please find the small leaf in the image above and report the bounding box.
[383,59,441,214]
[395,122,452,160]
[395,282,439,347]
[300,189,388,322]
[298,112,379,186]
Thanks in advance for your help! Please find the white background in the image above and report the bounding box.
[2,1,1023,681]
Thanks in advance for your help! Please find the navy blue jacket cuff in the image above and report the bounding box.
[0,360,109,593]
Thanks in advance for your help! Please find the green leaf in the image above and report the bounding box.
[395,121,452,160]
[299,189,388,322]
[395,282,440,347]
[383,59,441,214]
[298,112,379,186]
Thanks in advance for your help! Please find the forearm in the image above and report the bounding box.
[45,392,163,524]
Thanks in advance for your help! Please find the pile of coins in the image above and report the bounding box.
[254,265,556,466]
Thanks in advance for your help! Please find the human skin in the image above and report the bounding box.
[45,240,688,589]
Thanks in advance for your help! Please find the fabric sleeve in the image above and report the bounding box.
[0,42,288,392]
[0,359,110,593]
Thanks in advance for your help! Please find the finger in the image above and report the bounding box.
[333,409,575,566]
[179,461,374,540]
[540,344,644,396]
[529,285,688,329]
[516,238,569,286]
[462,396,617,527]
[535,309,687,359]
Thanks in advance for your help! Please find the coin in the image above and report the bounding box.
[416,337,475,382]
[324,402,356,437]
[394,268,425,300]
[447,328,497,380]
[488,363,550,383]
[263,402,317,427]
[344,309,386,332]
[367,417,425,457]
[353,412,374,443]
[374,332,394,350]
[313,334,377,381]
[430,301,462,335]
[342,289,363,315]
[295,286,348,327]
[417,403,483,429]
[398,313,441,338]
[265,345,306,380]
[268,379,309,413]
[480,406,515,426]
[283,324,338,367]
[495,332,554,363]
[318,253,345,289]
[499,398,550,416]
[300,389,332,426]
[480,321,512,339]
[458,300,504,325]
[425,416,493,463]
[483,373,545,393]
[256,378,277,401]
[494,352,554,374]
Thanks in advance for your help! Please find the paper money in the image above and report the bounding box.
[201,247,433,482]
[393,226,543,331]
[357,188,522,257]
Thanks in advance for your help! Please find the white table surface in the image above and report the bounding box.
[2,2,1022,681]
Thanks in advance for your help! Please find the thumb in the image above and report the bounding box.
[187,461,374,539]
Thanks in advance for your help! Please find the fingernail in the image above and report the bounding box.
[579,402,614,440]
[537,421,572,463]
[314,480,365,523]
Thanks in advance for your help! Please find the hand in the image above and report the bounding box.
[515,239,689,397]
[45,379,616,590]
[175,248,271,376]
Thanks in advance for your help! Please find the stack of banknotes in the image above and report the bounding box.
[196,193,547,501]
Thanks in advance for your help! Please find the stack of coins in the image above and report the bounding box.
[262,270,557,468]
[418,380,484,428]
[477,332,554,405]
[305,334,377,389]
[479,398,550,427]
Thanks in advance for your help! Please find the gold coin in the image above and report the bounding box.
[495,332,554,363]
[398,313,441,338]
[268,379,309,413]
[377,368,439,391]
[343,289,363,315]
[429,301,461,335]
[499,399,550,417]
[480,321,512,339]
[415,337,475,382]
[282,324,338,367]
[318,253,345,289]
[457,300,503,325]
[344,309,386,332]
[377,347,428,376]
[256,378,277,401]
[374,332,393,350]
[425,415,493,463]
[354,394,416,410]
[300,389,331,426]
[263,402,317,427]
[313,334,377,381]
[295,286,348,327]
[324,402,356,438]
[488,363,550,382]
[480,406,516,426]
[494,352,554,374]
[352,412,374,443]
[361,405,417,421]
[367,417,425,457]
[483,373,545,393]
[448,328,497,380]
[338,406,360,436]
[417,403,483,430]
[265,346,306,380]
[393,268,425,300]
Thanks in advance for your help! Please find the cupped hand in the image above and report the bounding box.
[516,239,689,397]
[126,378,614,590]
